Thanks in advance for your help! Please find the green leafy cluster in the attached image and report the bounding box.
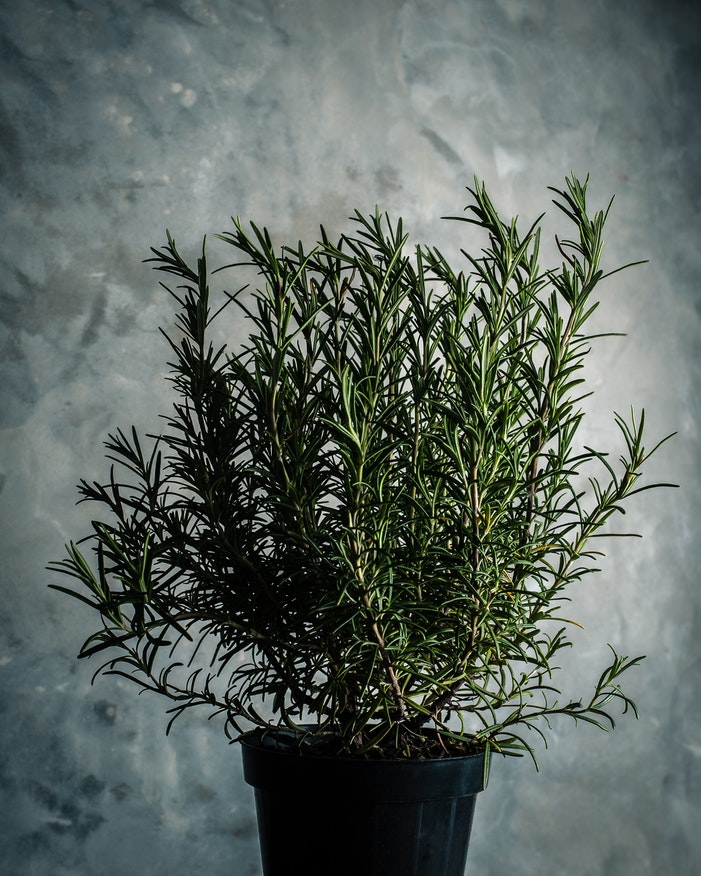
[49,176,674,763]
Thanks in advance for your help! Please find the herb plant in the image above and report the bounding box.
[49,175,673,764]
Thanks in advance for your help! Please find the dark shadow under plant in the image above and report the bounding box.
[49,175,675,765]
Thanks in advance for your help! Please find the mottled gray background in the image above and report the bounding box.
[1,0,699,874]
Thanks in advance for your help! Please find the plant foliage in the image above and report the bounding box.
[49,176,674,763]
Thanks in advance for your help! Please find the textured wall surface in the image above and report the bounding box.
[1,1,699,874]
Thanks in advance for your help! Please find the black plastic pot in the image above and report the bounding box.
[240,730,488,876]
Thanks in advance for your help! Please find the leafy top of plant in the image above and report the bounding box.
[49,175,675,764]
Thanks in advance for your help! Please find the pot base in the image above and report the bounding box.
[241,730,488,876]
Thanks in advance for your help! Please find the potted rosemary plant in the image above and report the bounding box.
[49,175,673,875]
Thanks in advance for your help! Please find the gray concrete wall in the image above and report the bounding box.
[1,1,699,873]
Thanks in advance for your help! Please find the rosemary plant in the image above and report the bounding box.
[49,175,673,763]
